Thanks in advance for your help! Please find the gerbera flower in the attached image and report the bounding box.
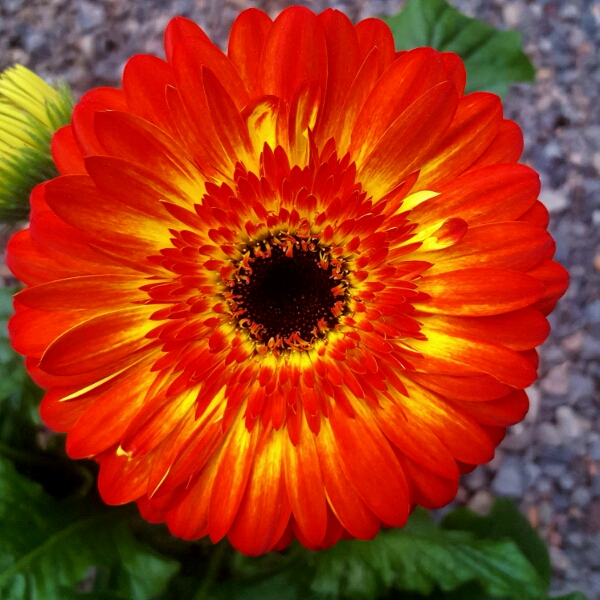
[8,7,568,555]
[0,64,73,222]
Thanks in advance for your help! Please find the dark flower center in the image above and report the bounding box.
[229,235,348,350]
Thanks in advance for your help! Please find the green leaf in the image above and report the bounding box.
[219,508,546,600]
[441,498,552,589]
[383,0,535,98]
[309,509,545,599]
[0,287,42,452]
[0,457,179,600]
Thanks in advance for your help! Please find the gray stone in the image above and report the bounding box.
[584,551,600,570]
[537,478,554,495]
[24,31,45,53]
[550,546,570,573]
[572,487,592,507]
[588,573,600,593]
[541,362,570,396]
[581,334,600,359]
[524,463,541,489]
[501,423,532,451]
[539,501,553,525]
[78,1,106,32]
[566,532,585,549]
[559,472,576,491]
[539,189,569,213]
[2,0,24,12]
[568,373,595,404]
[525,385,541,422]
[492,458,524,498]
[585,300,600,324]
[543,345,567,364]
[463,466,487,491]
[556,406,582,441]
[553,492,570,512]
[467,490,493,515]
[584,125,600,151]
[544,462,567,478]
[590,439,600,461]
[536,422,562,446]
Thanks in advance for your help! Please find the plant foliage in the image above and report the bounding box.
[384,0,535,98]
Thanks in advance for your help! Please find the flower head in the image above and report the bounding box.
[8,7,568,555]
[0,65,74,222]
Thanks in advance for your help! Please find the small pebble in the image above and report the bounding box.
[541,362,570,396]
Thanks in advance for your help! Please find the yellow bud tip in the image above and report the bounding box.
[0,64,60,128]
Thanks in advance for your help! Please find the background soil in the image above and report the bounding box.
[1,0,599,597]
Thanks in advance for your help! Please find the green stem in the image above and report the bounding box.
[193,541,228,600]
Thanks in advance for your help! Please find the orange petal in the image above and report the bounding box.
[288,79,322,165]
[315,424,380,539]
[16,274,148,311]
[399,377,495,465]
[416,222,554,275]
[410,163,539,229]
[71,87,129,156]
[412,325,538,388]
[468,119,524,168]
[373,395,459,479]
[51,126,87,175]
[452,389,529,427]
[6,229,100,286]
[85,156,195,219]
[40,387,97,431]
[228,8,273,97]
[422,308,549,352]
[202,67,253,166]
[416,268,545,317]
[315,9,360,145]
[166,457,220,540]
[28,182,125,270]
[350,48,448,166]
[396,450,459,509]
[207,416,259,542]
[354,17,395,77]
[44,175,169,256]
[414,92,503,191]
[405,372,511,401]
[331,48,380,155]
[441,52,466,96]
[164,16,208,63]
[356,81,459,198]
[97,445,157,504]
[39,305,157,376]
[283,419,328,548]
[10,304,97,357]
[227,428,292,555]
[122,54,177,135]
[518,200,550,228]
[66,361,155,458]
[169,27,249,109]
[328,402,409,527]
[93,110,201,187]
[259,6,327,105]
[527,259,570,315]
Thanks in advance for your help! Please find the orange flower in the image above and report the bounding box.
[8,7,568,555]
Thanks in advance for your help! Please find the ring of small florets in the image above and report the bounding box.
[223,231,351,355]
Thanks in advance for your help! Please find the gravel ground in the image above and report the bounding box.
[1,0,599,597]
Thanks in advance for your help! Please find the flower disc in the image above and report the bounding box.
[7,7,568,555]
